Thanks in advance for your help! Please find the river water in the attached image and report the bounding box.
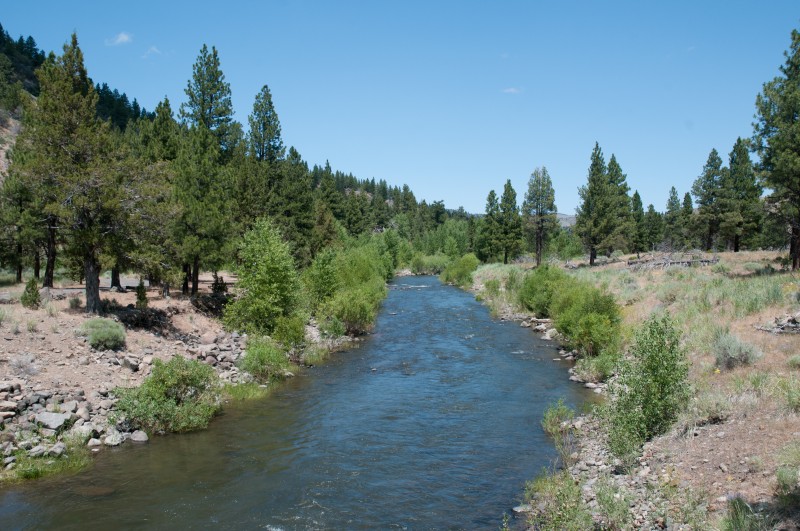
[0,276,589,530]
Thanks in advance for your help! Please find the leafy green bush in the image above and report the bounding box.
[440,253,480,287]
[551,279,620,356]
[302,249,341,311]
[713,330,762,370]
[80,318,126,351]
[115,356,221,434]
[223,218,301,335]
[68,297,81,310]
[410,253,451,275]
[20,279,40,309]
[518,265,569,317]
[322,285,381,335]
[240,336,293,382]
[272,314,306,348]
[605,312,689,467]
[524,470,592,530]
[574,350,619,383]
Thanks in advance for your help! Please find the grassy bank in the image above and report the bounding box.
[465,251,800,528]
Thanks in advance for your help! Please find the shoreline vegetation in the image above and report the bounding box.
[445,250,800,529]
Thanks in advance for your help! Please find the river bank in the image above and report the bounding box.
[466,252,800,529]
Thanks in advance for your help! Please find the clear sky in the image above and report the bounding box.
[2,1,798,214]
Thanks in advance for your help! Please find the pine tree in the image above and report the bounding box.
[663,187,682,249]
[719,137,762,252]
[630,191,646,257]
[478,190,501,262]
[247,84,285,163]
[680,192,695,249]
[692,149,724,251]
[643,205,664,251]
[601,154,634,254]
[522,166,558,266]
[180,44,234,155]
[753,28,800,269]
[498,179,522,264]
[575,142,607,265]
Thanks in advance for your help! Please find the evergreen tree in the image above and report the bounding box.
[643,204,664,251]
[630,190,646,257]
[498,180,522,264]
[180,44,235,155]
[575,142,607,265]
[753,28,800,269]
[680,192,695,249]
[692,149,724,250]
[247,84,285,163]
[663,187,682,249]
[719,137,762,252]
[601,154,634,253]
[271,147,314,266]
[478,190,501,262]
[522,166,558,266]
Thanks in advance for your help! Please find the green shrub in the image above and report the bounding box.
[68,296,81,310]
[302,249,341,311]
[80,318,126,350]
[484,278,500,297]
[574,350,619,383]
[713,331,762,370]
[524,470,592,530]
[135,279,148,310]
[518,265,568,317]
[272,314,306,348]
[541,399,577,465]
[596,477,633,530]
[20,279,40,309]
[789,355,800,369]
[323,286,380,335]
[605,312,689,467]
[240,336,293,382]
[223,218,301,335]
[551,280,620,356]
[115,356,221,434]
[410,253,451,275]
[440,253,480,287]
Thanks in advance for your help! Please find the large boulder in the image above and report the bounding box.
[35,411,71,431]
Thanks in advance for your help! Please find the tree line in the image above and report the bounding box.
[472,27,800,270]
[0,33,456,312]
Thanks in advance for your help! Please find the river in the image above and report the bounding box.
[0,275,590,530]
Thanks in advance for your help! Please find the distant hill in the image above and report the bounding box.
[557,213,576,227]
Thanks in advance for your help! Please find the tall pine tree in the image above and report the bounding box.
[522,166,557,266]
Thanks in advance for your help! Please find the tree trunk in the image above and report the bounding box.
[733,234,740,253]
[15,243,22,283]
[191,255,200,295]
[43,223,56,288]
[535,230,543,267]
[791,224,799,271]
[182,263,190,295]
[84,255,102,314]
[162,282,170,299]
[589,246,596,266]
[34,250,40,279]
[111,267,122,290]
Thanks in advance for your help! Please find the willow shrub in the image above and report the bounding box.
[550,278,620,357]
[223,218,300,335]
[240,336,293,382]
[518,265,568,318]
[440,253,480,288]
[605,312,689,467]
[115,356,221,434]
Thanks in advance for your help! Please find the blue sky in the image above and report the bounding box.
[3,1,798,213]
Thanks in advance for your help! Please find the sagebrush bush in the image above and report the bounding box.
[440,253,480,287]
[20,279,40,309]
[240,336,293,382]
[115,356,220,434]
[713,330,762,370]
[80,318,126,350]
[68,297,81,310]
[605,312,689,467]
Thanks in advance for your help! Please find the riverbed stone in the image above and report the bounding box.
[27,444,46,457]
[130,430,149,443]
[48,442,66,457]
[104,429,123,446]
[35,411,71,431]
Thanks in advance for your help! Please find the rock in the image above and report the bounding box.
[130,430,149,443]
[142,355,153,365]
[203,356,217,365]
[35,411,71,431]
[0,400,17,412]
[533,323,548,332]
[99,399,114,410]
[512,504,532,514]
[61,400,78,414]
[27,444,46,457]
[542,328,558,341]
[104,429,123,446]
[69,423,97,440]
[87,438,102,447]
[48,442,66,457]
[200,331,217,345]
[122,357,139,372]
[0,292,12,304]
[78,356,90,366]
[76,407,91,421]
